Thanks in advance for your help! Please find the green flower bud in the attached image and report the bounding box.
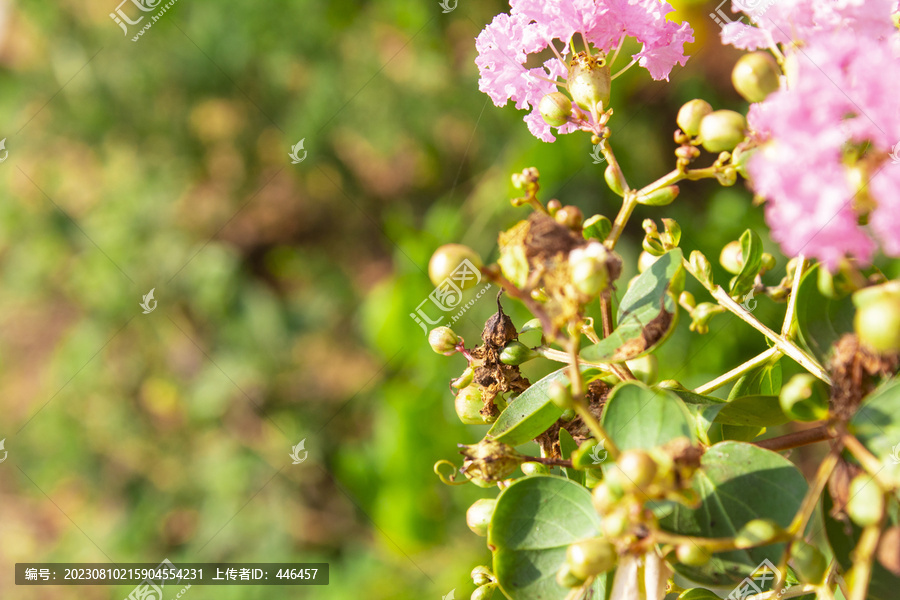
[521,462,550,477]
[549,380,574,410]
[719,240,744,275]
[471,565,493,587]
[636,185,679,206]
[626,354,658,384]
[731,146,757,179]
[698,110,747,153]
[592,481,624,514]
[732,52,781,103]
[677,99,713,137]
[456,385,486,425]
[676,544,711,567]
[539,92,573,127]
[520,317,543,334]
[429,326,460,355]
[569,242,611,297]
[555,205,584,230]
[600,508,630,538]
[853,281,900,353]
[429,244,482,288]
[779,374,829,422]
[568,52,611,113]
[790,541,828,584]
[604,163,627,197]
[616,449,658,491]
[471,583,497,600]
[847,473,884,527]
[679,291,696,310]
[715,167,738,187]
[555,563,586,588]
[677,589,721,600]
[735,519,784,548]
[760,253,776,273]
[500,340,536,366]
[466,498,497,536]
[566,538,617,579]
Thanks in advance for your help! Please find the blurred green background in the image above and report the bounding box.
[0,0,864,598]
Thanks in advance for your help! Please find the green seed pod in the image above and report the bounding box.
[521,461,550,476]
[568,53,611,113]
[637,185,679,206]
[555,563,586,588]
[471,565,493,587]
[790,540,828,584]
[592,481,624,514]
[471,583,497,600]
[732,52,781,103]
[677,99,713,137]
[676,544,711,567]
[500,340,536,366]
[677,589,721,600]
[549,380,574,410]
[698,110,747,153]
[466,498,497,536]
[626,354,658,384]
[456,385,486,425]
[429,244,482,288]
[604,163,627,197]
[539,92,573,127]
[566,538,618,579]
[719,240,744,275]
[569,242,611,297]
[853,282,900,353]
[429,326,460,355]
[779,374,829,422]
[734,519,784,548]
[847,473,884,527]
[616,449,658,491]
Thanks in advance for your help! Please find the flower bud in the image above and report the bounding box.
[555,563,585,588]
[732,52,781,103]
[539,92,573,127]
[459,439,524,487]
[546,199,562,215]
[698,110,747,153]
[679,291,696,310]
[719,240,744,275]
[429,244,482,288]
[568,52,611,113]
[456,385,486,425]
[429,326,460,355]
[500,340,536,365]
[555,205,584,230]
[616,449,658,491]
[592,481,624,514]
[466,498,497,536]
[677,99,713,137]
[471,565,493,587]
[790,541,828,584]
[599,508,629,538]
[549,380,574,410]
[779,374,829,422]
[451,366,474,390]
[676,544,711,567]
[566,538,617,579]
[569,242,611,297]
[636,185,679,206]
[735,519,784,548]
[731,146,757,179]
[520,461,550,476]
[847,473,884,527]
[604,163,627,196]
[853,281,900,353]
[471,583,497,600]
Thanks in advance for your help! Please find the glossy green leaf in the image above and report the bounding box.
[728,360,782,399]
[706,395,789,428]
[849,378,900,488]
[487,366,604,447]
[661,441,808,587]
[489,475,610,600]
[583,215,612,242]
[795,264,855,363]
[581,249,683,363]
[601,380,697,450]
[729,229,763,298]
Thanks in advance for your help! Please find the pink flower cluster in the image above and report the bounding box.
[722,0,900,266]
[475,0,693,142]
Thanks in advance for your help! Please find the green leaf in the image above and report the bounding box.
[728,361,782,399]
[601,381,697,450]
[707,395,789,428]
[796,264,855,364]
[661,441,808,587]
[849,378,900,488]
[487,367,603,447]
[583,215,612,242]
[489,475,610,600]
[729,229,763,298]
[559,428,583,485]
[581,249,683,363]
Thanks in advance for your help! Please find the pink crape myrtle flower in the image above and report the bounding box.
[742,26,900,267]
[475,0,693,142]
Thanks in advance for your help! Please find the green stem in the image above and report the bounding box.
[781,254,806,336]
[694,346,781,395]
